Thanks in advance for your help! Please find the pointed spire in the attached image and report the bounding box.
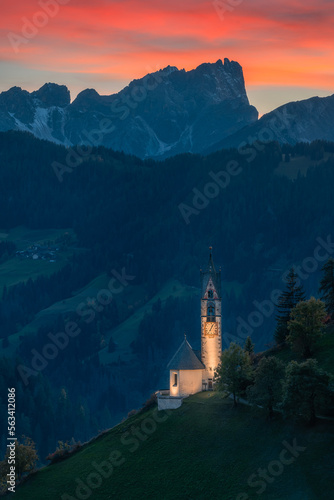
[201,246,221,298]
[207,246,216,273]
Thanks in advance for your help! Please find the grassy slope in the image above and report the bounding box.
[4,274,198,361]
[13,392,334,500]
[5,271,242,364]
[99,278,243,365]
[99,279,199,365]
[0,227,83,356]
[0,227,244,362]
[275,152,334,180]
[0,227,75,295]
[2,273,112,357]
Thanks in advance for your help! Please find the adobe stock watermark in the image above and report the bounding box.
[223,234,334,348]
[52,64,167,183]
[8,0,70,54]
[178,106,296,225]
[213,0,243,21]
[61,407,172,500]
[17,268,135,386]
[236,438,306,499]
[237,107,296,164]
[178,160,242,224]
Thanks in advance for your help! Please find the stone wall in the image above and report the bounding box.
[157,396,183,411]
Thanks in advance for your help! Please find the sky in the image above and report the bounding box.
[1,0,333,115]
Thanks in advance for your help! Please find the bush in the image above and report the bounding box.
[141,393,157,412]
[46,440,81,465]
[0,436,38,492]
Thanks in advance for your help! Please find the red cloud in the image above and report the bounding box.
[0,0,333,99]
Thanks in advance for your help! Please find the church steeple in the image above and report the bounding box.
[207,246,216,272]
[200,246,222,389]
[158,247,223,408]
[200,246,221,298]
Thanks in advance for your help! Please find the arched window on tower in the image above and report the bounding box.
[208,290,213,299]
[207,303,215,322]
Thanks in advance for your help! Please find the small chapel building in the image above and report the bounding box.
[167,336,205,398]
[158,248,222,410]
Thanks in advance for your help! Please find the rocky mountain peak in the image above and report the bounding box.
[0,58,258,158]
[32,83,70,108]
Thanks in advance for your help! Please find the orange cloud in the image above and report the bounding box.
[0,0,333,113]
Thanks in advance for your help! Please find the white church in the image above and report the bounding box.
[158,248,222,410]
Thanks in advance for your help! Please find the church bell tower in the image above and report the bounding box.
[201,247,222,389]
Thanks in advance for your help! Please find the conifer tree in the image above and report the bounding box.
[275,268,305,344]
[244,336,254,355]
[319,258,334,319]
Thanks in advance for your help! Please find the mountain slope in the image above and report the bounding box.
[0,59,258,158]
[13,392,334,500]
[205,94,334,153]
[1,131,334,466]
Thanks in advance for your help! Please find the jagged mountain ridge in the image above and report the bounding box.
[204,94,334,153]
[2,60,333,159]
[0,59,258,158]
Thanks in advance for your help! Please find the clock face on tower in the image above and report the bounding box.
[204,322,218,337]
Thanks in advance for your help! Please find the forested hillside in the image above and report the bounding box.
[0,131,334,461]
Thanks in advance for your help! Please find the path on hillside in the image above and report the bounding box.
[228,394,334,421]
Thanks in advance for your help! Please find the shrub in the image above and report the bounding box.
[141,393,157,412]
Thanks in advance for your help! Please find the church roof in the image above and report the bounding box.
[167,338,205,371]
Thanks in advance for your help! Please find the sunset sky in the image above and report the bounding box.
[1,0,333,114]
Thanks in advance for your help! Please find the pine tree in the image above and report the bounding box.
[244,336,254,355]
[275,268,305,344]
[108,335,116,353]
[319,258,334,319]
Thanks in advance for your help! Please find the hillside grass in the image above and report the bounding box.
[99,278,243,365]
[3,275,197,362]
[13,392,334,500]
[0,226,85,356]
[275,152,334,180]
[99,279,199,365]
[0,228,243,364]
[0,226,75,295]
[2,273,112,357]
